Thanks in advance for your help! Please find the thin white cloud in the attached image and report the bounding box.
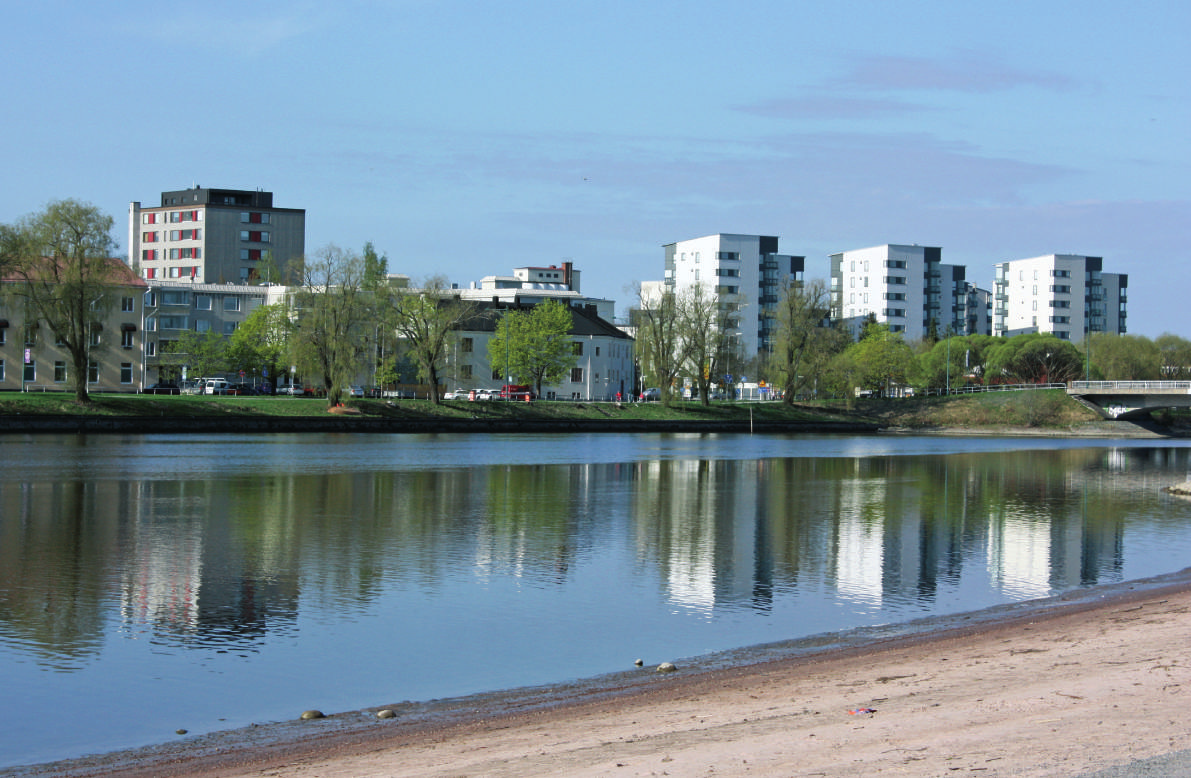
[121,6,321,56]
[838,51,1078,93]
[735,96,927,120]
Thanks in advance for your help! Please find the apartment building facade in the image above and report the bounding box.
[128,187,305,285]
[662,234,805,354]
[829,244,987,339]
[992,254,1127,340]
[0,275,153,393]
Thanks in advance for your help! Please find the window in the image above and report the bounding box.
[595,346,600,357]
[120,363,133,384]
[121,296,134,312]
[195,295,212,310]
[1050,285,1071,294]
[145,266,156,279]
[142,249,158,261]
[54,361,68,383]
[142,213,158,224]
[1049,300,1071,309]
[570,367,583,382]
[23,325,36,346]
[0,328,5,345]
[0,359,4,381]
[240,230,271,242]
[572,342,583,356]
[460,365,473,380]
[240,212,270,224]
[240,248,263,261]
[89,326,101,346]
[884,260,907,269]
[883,276,907,285]
[223,322,237,335]
[195,319,211,333]
[162,291,189,306]
[88,361,99,384]
[23,360,34,382]
[461,337,473,353]
[883,292,906,301]
[146,342,156,357]
[223,297,240,312]
[121,329,134,348]
[159,316,188,330]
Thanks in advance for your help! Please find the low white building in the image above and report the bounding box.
[444,300,635,401]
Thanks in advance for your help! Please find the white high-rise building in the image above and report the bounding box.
[830,244,975,340]
[662,234,804,354]
[992,254,1127,340]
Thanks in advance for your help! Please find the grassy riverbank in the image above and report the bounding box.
[0,387,1157,434]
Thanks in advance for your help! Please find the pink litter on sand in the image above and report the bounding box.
[848,707,877,715]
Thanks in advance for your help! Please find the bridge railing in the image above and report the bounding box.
[928,383,1065,397]
[1069,381,1191,393]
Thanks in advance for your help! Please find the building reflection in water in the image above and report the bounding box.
[2,445,1186,664]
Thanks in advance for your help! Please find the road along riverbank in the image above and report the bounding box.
[22,568,1191,778]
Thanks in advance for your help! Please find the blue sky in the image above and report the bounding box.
[3,0,1187,335]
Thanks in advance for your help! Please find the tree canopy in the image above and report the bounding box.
[3,199,121,402]
[487,298,577,398]
[382,275,482,405]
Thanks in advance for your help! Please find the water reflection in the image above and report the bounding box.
[2,437,1191,767]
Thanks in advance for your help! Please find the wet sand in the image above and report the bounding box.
[25,570,1191,778]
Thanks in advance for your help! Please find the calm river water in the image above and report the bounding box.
[2,432,1191,768]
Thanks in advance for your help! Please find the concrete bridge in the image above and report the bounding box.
[1067,381,1191,419]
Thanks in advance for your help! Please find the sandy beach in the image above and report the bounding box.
[31,570,1191,778]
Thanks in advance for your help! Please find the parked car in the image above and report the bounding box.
[142,382,180,395]
[226,382,257,396]
[278,383,304,396]
[348,385,365,398]
[180,380,204,395]
[203,379,230,395]
[640,387,661,401]
[474,388,497,400]
[443,389,465,400]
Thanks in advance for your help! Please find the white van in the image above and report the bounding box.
[203,378,230,395]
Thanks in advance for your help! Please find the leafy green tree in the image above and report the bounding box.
[767,279,844,404]
[4,199,120,403]
[917,334,1000,392]
[1087,333,1160,380]
[984,333,1083,384]
[362,241,389,290]
[163,327,228,380]
[632,283,690,405]
[225,302,292,387]
[847,323,918,395]
[488,299,578,398]
[290,245,372,406]
[380,275,482,405]
[1155,333,1191,379]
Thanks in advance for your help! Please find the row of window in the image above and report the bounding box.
[194,295,242,312]
[241,231,270,242]
[141,229,202,243]
[2,359,137,384]
[142,248,202,261]
[144,266,201,279]
[142,210,203,225]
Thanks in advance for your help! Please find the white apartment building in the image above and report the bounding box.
[662,234,805,354]
[128,186,305,286]
[992,254,1127,340]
